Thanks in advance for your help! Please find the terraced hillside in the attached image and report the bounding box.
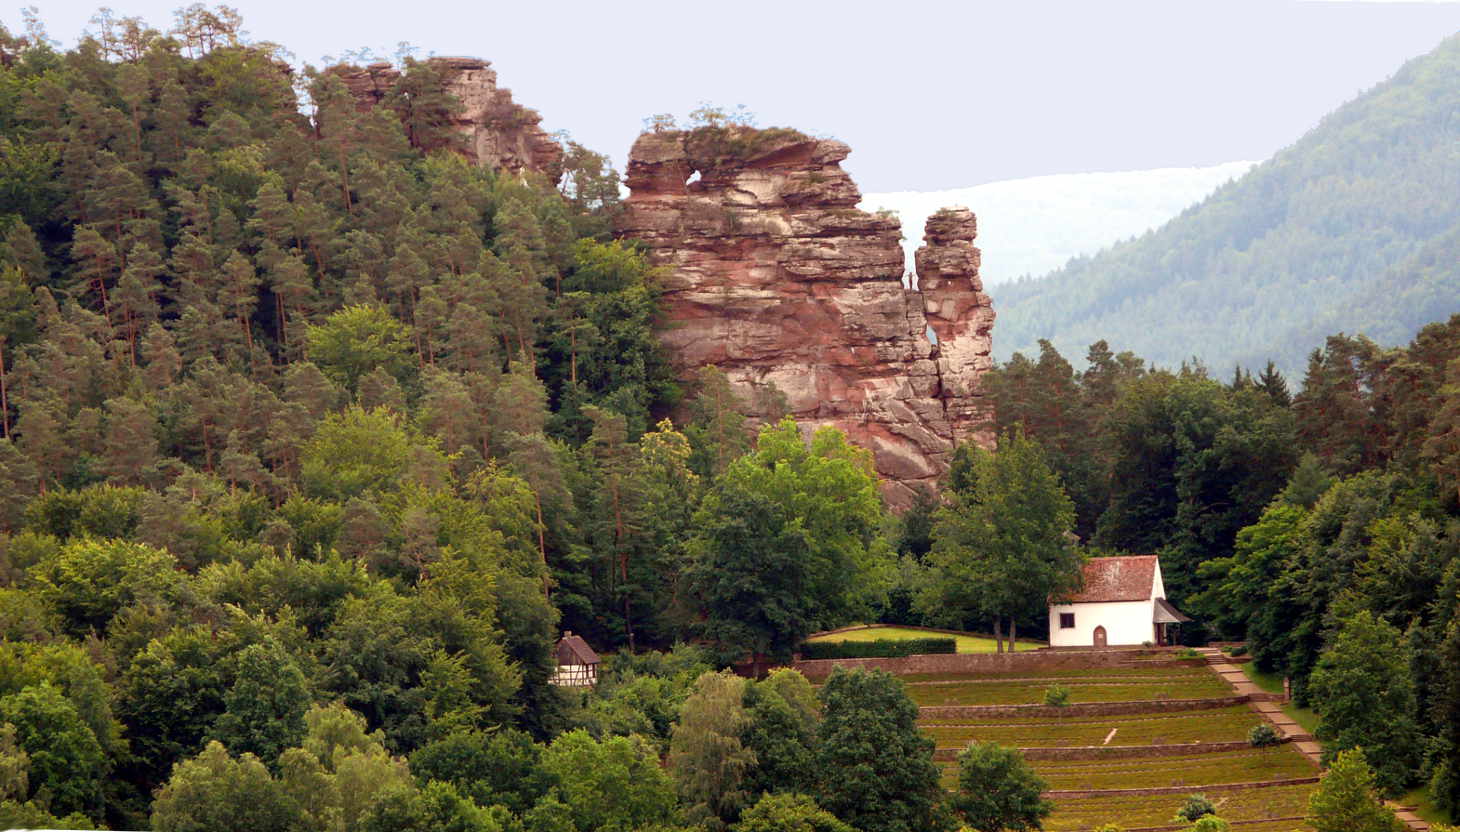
[909,657,1322,831]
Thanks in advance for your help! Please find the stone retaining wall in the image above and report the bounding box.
[919,695,1250,720]
[792,649,1205,678]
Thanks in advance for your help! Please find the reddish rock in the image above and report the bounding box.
[335,57,562,178]
[616,126,995,507]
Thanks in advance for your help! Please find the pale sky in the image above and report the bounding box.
[8,0,1460,192]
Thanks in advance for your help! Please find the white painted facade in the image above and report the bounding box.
[1048,599,1156,647]
[1047,558,1171,647]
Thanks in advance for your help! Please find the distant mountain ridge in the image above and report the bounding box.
[860,161,1254,288]
[990,33,1460,375]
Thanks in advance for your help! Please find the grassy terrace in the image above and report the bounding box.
[909,660,1326,830]
[923,705,1265,747]
[898,666,1216,683]
[906,675,1231,707]
[939,746,1316,791]
[1033,747,1316,789]
[805,625,1043,653]
[1044,782,1315,831]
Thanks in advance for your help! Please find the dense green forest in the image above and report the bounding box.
[979,327,1460,812]
[2,7,1460,832]
[992,32,1460,376]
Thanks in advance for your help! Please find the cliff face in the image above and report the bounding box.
[615,126,995,506]
[338,57,562,178]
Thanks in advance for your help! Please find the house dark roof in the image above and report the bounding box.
[1154,597,1193,623]
[555,632,600,666]
[1067,555,1159,603]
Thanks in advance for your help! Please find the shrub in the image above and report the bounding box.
[1225,645,1249,657]
[1174,794,1216,823]
[1248,724,1282,749]
[799,638,955,660]
[1175,647,1203,660]
[1043,685,1071,707]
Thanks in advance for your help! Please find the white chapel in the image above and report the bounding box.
[1048,555,1192,647]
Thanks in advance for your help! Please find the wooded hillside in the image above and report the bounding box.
[992,33,1460,375]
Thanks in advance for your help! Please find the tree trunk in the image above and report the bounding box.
[993,616,1003,654]
[532,488,549,597]
[0,339,9,439]
[1009,619,1017,653]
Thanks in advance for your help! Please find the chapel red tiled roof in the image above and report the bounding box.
[1066,555,1159,603]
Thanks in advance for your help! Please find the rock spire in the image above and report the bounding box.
[615,126,995,506]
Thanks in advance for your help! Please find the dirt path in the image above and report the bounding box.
[1196,647,1430,832]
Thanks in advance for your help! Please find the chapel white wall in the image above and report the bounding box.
[1047,599,1155,647]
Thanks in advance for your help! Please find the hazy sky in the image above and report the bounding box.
[9,0,1460,192]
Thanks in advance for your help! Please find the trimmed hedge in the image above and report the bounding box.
[800,637,956,659]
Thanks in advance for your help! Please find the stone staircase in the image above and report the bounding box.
[1196,647,1432,832]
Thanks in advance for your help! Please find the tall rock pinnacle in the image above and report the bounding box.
[615,125,995,507]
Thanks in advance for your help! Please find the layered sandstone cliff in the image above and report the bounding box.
[337,57,562,178]
[615,126,995,506]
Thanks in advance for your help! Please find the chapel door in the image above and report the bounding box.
[1093,626,1107,648]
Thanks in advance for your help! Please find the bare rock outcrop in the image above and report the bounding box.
[337,57,562,178]
[615,126,995,506]
[917,208,997,431]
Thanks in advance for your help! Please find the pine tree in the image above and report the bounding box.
[114,241,164,365]
[101,396,160,486]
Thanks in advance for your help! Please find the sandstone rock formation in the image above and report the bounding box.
[615,126,995,506]
[337,57,562,178]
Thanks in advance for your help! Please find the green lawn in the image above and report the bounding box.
[806,625,1043,653]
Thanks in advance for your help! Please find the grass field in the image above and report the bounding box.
[805,625,1043,653]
